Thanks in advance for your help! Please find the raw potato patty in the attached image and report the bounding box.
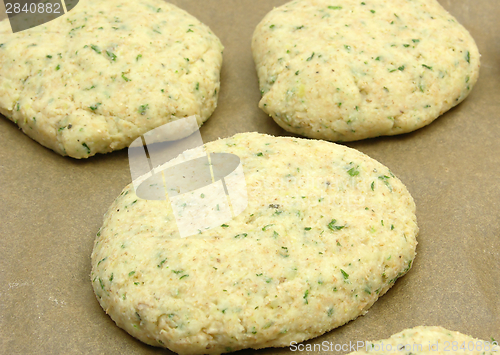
[91,132,418,354]
[0,0,223,158]
[347,326,499,354]
[252,0,480,142]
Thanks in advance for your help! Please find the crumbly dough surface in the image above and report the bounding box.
[348,326,499,354]
[252,0,480,142]
[0,0,223,158]
[91,132,418,354]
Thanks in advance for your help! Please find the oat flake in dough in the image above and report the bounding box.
[252,0,480,142]
[0,0,223,158]
[91,132,418,354]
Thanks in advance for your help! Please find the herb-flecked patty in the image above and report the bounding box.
[252,0,480,142]
[0,0,223,158]
[91,132,418,354]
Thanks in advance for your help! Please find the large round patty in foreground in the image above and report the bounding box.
[252,0,480,142]
[0,0,223,158]
[91,132,418,354]
[347,326,498,354]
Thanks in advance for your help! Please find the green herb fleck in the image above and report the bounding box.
[327,307,334,316]
[340,269,349,280]
[262,224,274,231]
[256,152,263,156]
[128,271,135,276]
[55,64,61,71]
[138,104,149,115]
[328,6,342,9]
[328,219,345,231]
[422,64,433,70]
[157,259,167,268]
[412,39,420,43]
[221,224,229,228]
[89,103,101,111]
[347,167,359,176]
[465,51,470,63]
[82,143,91,154]
[403,44,410,48]
[306,52,315,61]
[370,9,375,13]
[106,51,117,61]
[90,45,101,54]
[136,54,142,61]
[304,227,312,231]
[270,24,275,29]
[303,289,309,304]
[46,55,52,58]
[179,274,189,279]
[121,72,131,82]
[398,65,405,71]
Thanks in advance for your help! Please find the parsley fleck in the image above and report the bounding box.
[306,52,315,61]
[82,142,91,154]
[106,51,117,61]
[422,64,433,70]
[138,104,149,115]
[89,103,101,111]
[347,167,359,176]
[122,72,131,82]
[328,6,342,10]
[90,45,101,54]
[262,224,274,231]
[328,219,345,231]
[340,269,349,280]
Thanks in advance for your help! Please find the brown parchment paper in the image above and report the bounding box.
[0,0,499,354]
